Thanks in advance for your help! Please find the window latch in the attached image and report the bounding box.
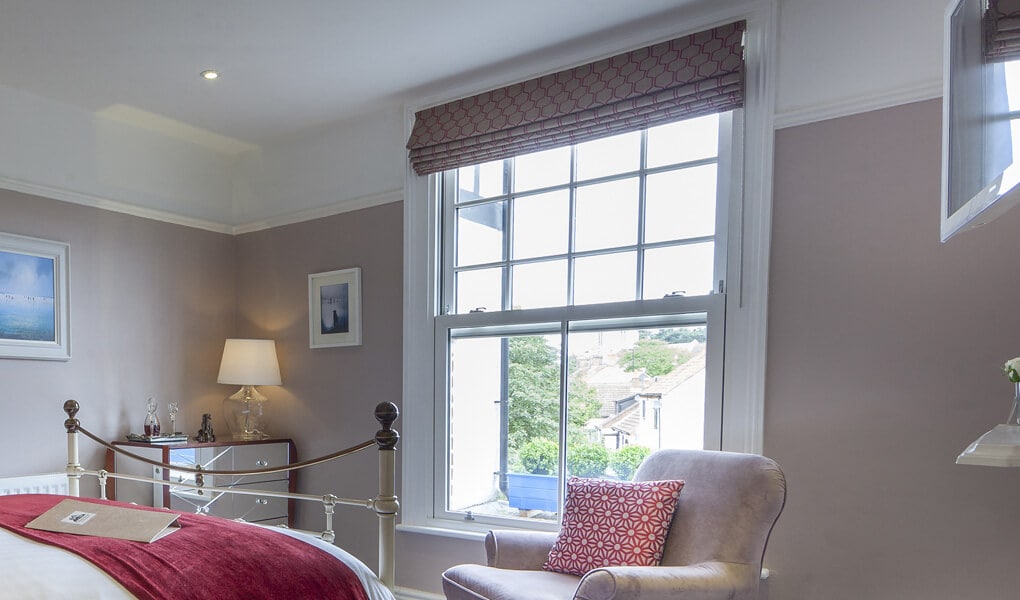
[469,307,487,313]
[663,291,686,298]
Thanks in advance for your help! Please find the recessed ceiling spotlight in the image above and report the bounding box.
[201,70,220,81]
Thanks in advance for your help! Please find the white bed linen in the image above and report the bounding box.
[0,523,394,600]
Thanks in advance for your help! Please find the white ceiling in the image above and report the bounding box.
[0,0,710,151]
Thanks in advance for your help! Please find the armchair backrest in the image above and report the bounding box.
[634,449,786,569]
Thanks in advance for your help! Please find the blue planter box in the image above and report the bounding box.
[506,473,558,512]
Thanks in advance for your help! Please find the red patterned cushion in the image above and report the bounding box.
[544,477,684,576]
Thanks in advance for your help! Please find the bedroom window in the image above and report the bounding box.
[402,10,773,534]
[436,117,731,525]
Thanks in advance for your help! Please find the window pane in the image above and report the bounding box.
[512,260,567,310]
[643,242,715,299]
[456,202,504,266]
[448,336,504,515]
[567,326,707,483]
[576,131,641,180]
[645,165,717,243]
[447,334,562,522]
[457,160,505,201]
[512,190,569,260]
[1006,60,1020,112]
[646,113,719,168]
[455,267,503,314]
[514,147,571,192]
[574,178,639,252]
[574,251,636,305]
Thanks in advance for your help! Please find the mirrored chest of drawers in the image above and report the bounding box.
[106,439,296,527]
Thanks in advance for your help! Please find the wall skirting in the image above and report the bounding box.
[394,587,444,600]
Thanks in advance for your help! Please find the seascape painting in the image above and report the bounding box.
[0,249,56,342]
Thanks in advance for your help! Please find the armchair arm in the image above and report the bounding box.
[485,529,560,570]
[573,561,761,600]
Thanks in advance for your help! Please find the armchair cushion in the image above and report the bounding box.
[544,477,684,576]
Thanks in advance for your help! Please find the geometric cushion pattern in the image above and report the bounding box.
[543,477,684,576]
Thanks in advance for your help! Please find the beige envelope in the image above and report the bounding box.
[26,499,181,543]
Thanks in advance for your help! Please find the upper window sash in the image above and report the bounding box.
[439,112,735,316]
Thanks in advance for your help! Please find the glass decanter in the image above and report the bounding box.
[144,397,161,436]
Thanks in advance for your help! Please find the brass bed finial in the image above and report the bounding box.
[374,402,399,450]
[63,399,80,433]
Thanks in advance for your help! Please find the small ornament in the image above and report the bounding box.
[143,397,161,436]
[167,401,180,434]
[196,413,216,443]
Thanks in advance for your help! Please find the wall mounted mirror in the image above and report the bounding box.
[942,0,1020,241]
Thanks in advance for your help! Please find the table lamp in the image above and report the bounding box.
[217,338,282,440]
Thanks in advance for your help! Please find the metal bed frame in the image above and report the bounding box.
[61,399,400,589]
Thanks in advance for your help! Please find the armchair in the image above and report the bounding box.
[442,449,786,600]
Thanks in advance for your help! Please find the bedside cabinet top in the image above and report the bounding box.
[112,438,294,450]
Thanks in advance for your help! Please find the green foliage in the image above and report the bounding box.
[609,445,651,481]
[507,336,601,455]
[623,339,677,377]
[507,336,560,452]
[518,438,558,475]
[643,327,707,344]
[567,443,609,478]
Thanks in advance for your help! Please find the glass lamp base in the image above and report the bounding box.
[222,385,270,439]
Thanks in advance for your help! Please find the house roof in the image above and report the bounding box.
[586,346,707,435]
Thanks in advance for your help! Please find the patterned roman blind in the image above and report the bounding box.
[406,21,746,176]
[986,0,1020,60]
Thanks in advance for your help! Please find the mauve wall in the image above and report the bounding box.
[8,97,1020,598]
[767,98,1020,599]
[0,188,235,481]
[233,202,403,573]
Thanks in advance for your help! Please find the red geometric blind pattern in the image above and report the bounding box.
[407,21,745,176]
[987,0,1020,61]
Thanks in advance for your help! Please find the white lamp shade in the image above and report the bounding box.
[217,339,282,386]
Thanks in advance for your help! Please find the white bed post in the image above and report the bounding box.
[373,402,400,590]
[63,399,81,497]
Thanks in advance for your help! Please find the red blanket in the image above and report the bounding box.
[0,494,370,600]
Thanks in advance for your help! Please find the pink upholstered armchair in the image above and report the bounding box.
[442,449,786,600]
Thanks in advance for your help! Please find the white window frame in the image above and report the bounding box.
[400,1,775,536]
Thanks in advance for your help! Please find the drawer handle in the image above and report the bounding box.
[255,460,269,467]
[256,498,269,505]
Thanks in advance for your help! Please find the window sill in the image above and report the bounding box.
[396,517,558,542]
[396,523,488,542]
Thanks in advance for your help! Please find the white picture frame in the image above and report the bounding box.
[308,267,362,348]
[0,232,70,360]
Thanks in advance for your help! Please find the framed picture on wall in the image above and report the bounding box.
[308,267,362,348]
[0,232,70,360]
